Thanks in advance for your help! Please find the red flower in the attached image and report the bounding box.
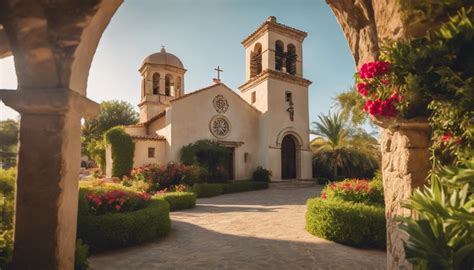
[321,192,327,200]
[115,204,121,211]
[442,132,453,142]
[356,82,371,96]
[359,61,391,79]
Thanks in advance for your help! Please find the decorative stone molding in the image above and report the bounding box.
[213,94,229,114]
[209,115,231,139]
[373,116,431,270]
[239,69,312,92]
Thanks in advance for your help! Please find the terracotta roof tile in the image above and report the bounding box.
[130,135,166,141]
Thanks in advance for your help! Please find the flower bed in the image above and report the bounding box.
[77,181,171,253]
[306,178,385,249]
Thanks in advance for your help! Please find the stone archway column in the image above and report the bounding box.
[373,117,431,270]
[0,89,99,270]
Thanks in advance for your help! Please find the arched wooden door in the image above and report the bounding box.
[281,135,297,179]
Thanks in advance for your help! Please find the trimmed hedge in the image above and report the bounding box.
[104,126,134,178]
[222,181,268,194]
[305,198,386,249]
[191,183,224,198]
[77,197,171,253]
[159,192,196,211]
[191,181,269,198]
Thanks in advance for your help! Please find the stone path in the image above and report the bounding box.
[90,186,386,270]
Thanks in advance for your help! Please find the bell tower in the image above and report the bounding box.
[239,16,313,180]
[138,47,186,123]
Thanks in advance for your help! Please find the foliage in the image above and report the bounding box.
[398,157,474,270]
[129,162,187,192]
[306,198,386,249]
[82,100,138,155]
[321,179,384,205]
[182,165,208,186]
[180,140,230,182]
[77,196,171,253]
[86,139,106,172]
[311,112,380,180]
[104,126,135,178]
[190,183,224,198]
[190,181,269,198]
[380,7,474,164]
[334,87,370,127]
[0,119,18,151]
[156,192,196,211]
[75,239,90,270]
[0,169,15,269]
[222,181,269,194]
[252,166,272,182]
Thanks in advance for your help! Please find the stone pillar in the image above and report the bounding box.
[375,117,431,270]
[0,89,99,270]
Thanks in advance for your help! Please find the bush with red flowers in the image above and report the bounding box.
[321,178,384,205]
[354,61,404,118]
[128,162,187,192]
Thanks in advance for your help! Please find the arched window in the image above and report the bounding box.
[175,77,181,96]
[165,74,173,96]
[286,44,297,75]
[152,73,160,95]
[250,43,262,78]
[275,40,284,71]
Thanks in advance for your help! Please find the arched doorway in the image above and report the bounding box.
[281,135,297,179]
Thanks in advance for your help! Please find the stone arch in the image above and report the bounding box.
[0,1,123,269]
[286,43,297,75]
[175,76,182,96]
[275,40,284,71]
[276,127,304,148]
[165,74,174,96]
[250,42,262,77]
[152,72,160,95]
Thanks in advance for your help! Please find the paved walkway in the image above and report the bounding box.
[90,186,386,270]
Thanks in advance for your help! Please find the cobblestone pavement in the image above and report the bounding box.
[90,186,386,270]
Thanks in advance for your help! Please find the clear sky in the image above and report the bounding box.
[0,0,357,130]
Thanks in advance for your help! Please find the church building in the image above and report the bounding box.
[106,16,313,180]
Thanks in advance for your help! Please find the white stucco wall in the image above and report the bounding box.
[163,84,261,180]
[132,140,166,168]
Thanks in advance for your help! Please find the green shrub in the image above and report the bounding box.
[190,183,224,198]
[306,198,386,249]
[252,166,272,182]
[104,126,134,178]
[0,169,15,199]
[77,197,171,253]
[75,239,90,270]
[222,181,268,194]
[322,179,384,205]
[180,140,230,182]
[158,192,196,211]
[182,165,208,185]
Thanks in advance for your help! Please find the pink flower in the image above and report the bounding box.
[356,82,371,96]
[359,61,391,79]
[442,132,453,142]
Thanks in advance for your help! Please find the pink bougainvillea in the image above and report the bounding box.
[355,61,401,117]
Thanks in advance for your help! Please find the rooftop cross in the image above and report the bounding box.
[214,65,223,81]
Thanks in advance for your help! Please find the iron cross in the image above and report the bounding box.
[214,65,223,81]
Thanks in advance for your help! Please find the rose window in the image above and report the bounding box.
[210,116,230,138]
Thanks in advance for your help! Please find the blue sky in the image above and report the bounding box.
[0,0,357,131]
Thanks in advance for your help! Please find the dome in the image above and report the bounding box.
[142,47,184,69]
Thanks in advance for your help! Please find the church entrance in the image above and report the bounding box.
[225,147,235,180]
[281,135,297,179]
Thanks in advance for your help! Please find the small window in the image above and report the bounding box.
[251,91,256,103]
[285,91,293,103]
[148,147,155,158]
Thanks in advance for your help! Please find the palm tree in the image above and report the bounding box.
[311,112,380,179]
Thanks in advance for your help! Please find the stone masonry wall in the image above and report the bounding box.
[379,122,431,269]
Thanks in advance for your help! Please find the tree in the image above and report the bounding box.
[0,120,18,152]
[82,100,139,164]
[311,112,379,180]
[334,87,369,127]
